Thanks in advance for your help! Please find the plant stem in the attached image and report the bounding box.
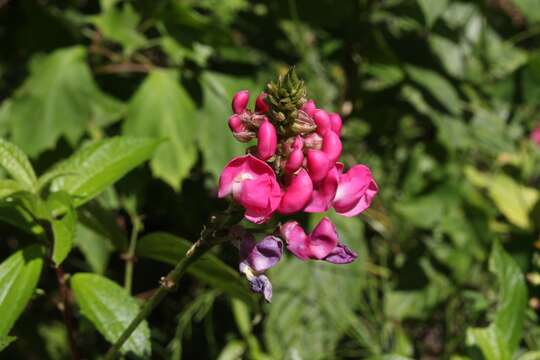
[55,266,81,360]
[104,204,243,360]
[124,214,142,294]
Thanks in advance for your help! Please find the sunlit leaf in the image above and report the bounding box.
[0,139,37,190]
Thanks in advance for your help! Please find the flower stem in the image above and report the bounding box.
[124,213,142,294]
[103,204,243,360]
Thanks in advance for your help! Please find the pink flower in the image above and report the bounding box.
[329,113,342,135]
[304,166,339,213]
[322,130,342,164]
[280,217,357,264]
[306,150,330,182]
[333,164,378,217]
[257,118,277,160]
[531,125,540,146]
[255,92,269,114]
[302,100,317,117]
[284,148,304,174]
[232,90,250,114]
[314,110,332,135]
[228,115,255,142]
[278,169,313,214]
[218,155,281,223]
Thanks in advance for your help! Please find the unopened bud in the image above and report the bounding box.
[229,115,256,142]
[291,110,316,134]
[284,148,304,174]
[232,90,250,114]
[255,93,270,114]
[257,118,278,160]
[304,133,323,150]
[322,131,342,164]
[329,113,342,135]
[306,150,330,183]
[314,110,332,135]
[302,100,317,117]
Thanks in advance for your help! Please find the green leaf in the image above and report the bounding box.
[90,1,147,55]
[466,243,527,360]
[2,46,124,157]
[75,223,113,274]
[0,180,26,199]
[513,0,540,23]
[77,200,128,251]
[136,232,254,306]
[0,139,37,190]
[0,336,16,352]
[51,201,77,266]
[197,72,254,179]
[0,245,44,338]
[123,69,197,190]
[405,64,462,115]
[417,0,448,27]
[363,63,404,91]
[488,174,538,229]
[71,273,151,357]
[45,136,159,207]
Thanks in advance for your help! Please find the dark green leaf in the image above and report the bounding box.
[71,273,151,357]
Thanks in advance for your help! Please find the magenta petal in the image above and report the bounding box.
[303,132,323,150]
[322,131,342,164]
[255,92,269,114]
[314,110,331,135]
[329,113,343,135]
[257,119,277,160]
[324,243,357,264]
[308,217,339,259]
[232,90,250,114]
[284,148,304,174]
[306,150,330,183]
[531,126,540,146]
[228,114,243,132]
[302,100,317,117]
[278,169,313,215]
[333,164,378,217]
[304,166,339,212]
[280,221,310,260]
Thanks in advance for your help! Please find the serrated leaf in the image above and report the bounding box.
[405,64,462,115]
[2,46,124,157]
[197,72,254,179]
[488,174,538,229]
[0,336,16,352]
[136,232,254,306]
[0,245,44,338]
[123,69,197,190]
[0,139,37,190]
[45,137,159,208]
[90,1,147,55]
[71,273,151,357]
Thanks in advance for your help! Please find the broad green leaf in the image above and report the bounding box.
[46,137,159,207]
[197,72,254,179]
[51,205,77,266]
[0,180,25,199]
[123,69,197,190]
[136,232,254,306]
[75,223,113,274]
[518,352,540,360]
[0,245,44,337]
[216,340,246,360]
[488,174,538,229]
[77,200,128,251]
[466,243,527,359]
[417,0,448,27]
[90,0,147,55]
[265,215,375,359]
[363,63,404,91]
[0,139,37,190]
[0,191,48,233]
[71,273,151,357]
[405,64,462,115]
[3,47,124,157]
[0,336,16,352]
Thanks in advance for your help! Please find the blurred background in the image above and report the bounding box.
[1,0,540,359]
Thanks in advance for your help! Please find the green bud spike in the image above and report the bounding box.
[266,67,308,125]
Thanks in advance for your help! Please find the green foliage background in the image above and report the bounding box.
[1,0,540,359]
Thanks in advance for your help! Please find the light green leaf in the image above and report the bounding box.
[513,0,540,23]
[0,139,37,190]
[3,47,124,157]
[197,72,254,179]
[136,232,254,306]
[488,174,538,229]
[518,351,540,360]
[71,273,151,357]
[216,340,246,360]
[51,205,77,266]
[75,223,113,274]
[466,326,510,360]
[0,336,16,352]
[45,136,159,207]
[90,1,147,55]
[0,245,44,338]
[0,180,26,199]
[363,63,404,91]
[405,64,462,115]
[123,69,197,190]
[77,200,128,251]
[417,0,448,27]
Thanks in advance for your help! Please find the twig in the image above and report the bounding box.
[124,213,142,294]
[55,266,81,360]
[95,62,153,74]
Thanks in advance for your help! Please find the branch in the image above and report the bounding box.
[55,266,81,360]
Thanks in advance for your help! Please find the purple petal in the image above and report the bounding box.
[247,236,283,272]
[249,274,273,302]
[323,243,358,264]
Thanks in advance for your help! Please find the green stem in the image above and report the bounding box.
[124,214,141,294]
[104,204,243,360]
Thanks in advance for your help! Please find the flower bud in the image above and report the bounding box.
[255,92,269,114]
[284,148,304,174]
[306,150,330,183]
[301,100,317,117]
[322,130,342,164]
[232,90,250,114]
[278,169,313,214]
[291,110,316,134]
[303,133,323,150]
[314,110,332,135]
[329,113,342,135]
[257,119,278,160]
[229,115,256,142]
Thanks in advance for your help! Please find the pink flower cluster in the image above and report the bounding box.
[531,125,540,146]
[219,89,378,301]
